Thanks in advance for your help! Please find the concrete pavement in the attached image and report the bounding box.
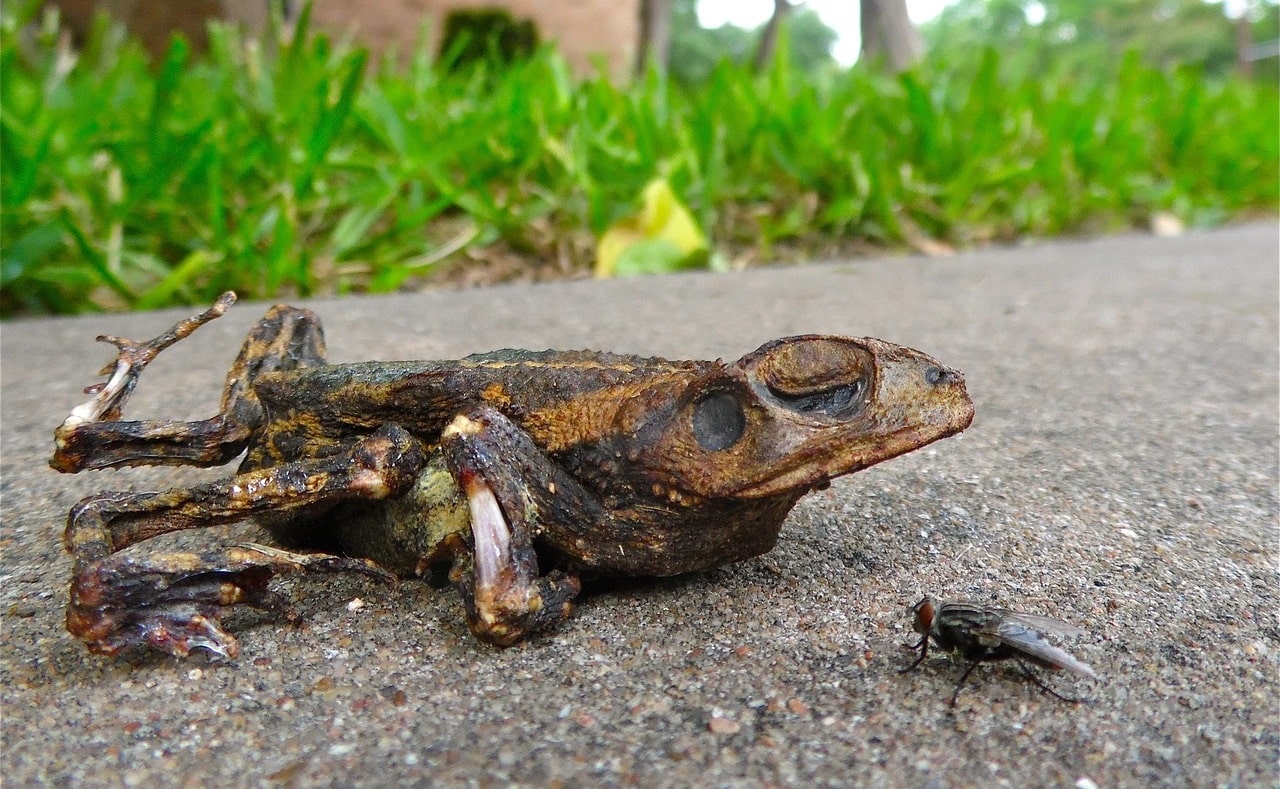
[2,223,1276,786]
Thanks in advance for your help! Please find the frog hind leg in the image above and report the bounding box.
[438,407,591,647]
[51,292,327,473]
[64,423,426,658]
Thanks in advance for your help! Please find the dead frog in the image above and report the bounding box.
[51,293,974,658]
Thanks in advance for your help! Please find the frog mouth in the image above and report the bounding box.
[731,413,973,499]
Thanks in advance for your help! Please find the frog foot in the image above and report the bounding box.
[67,543,391,658]
[61,292,236,429]
[448,473,580,647]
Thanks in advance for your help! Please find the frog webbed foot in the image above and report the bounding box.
[69,544,392,658]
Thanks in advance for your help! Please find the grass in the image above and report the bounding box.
[2,5,1277,315]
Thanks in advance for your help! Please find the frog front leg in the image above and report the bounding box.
[64,423,426,658]
[437,407,599,646]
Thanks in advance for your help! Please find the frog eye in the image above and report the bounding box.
[768,378,867,416]
[692,390,746,451]
[750,337,873,418]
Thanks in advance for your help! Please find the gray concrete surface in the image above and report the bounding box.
[2,223,1277,787]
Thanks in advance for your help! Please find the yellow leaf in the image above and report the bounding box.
[595,180,708,277]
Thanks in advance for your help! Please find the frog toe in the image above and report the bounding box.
[67,562,279,659]
[68,599,244,659]
[65,544,391,659]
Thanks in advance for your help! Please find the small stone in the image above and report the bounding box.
[347,598,365,612]
[787,698,809,716]
[708,716,740,735]
[7,601,38,618]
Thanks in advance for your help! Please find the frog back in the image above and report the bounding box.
[247,350,712,465]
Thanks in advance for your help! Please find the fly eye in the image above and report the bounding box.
[692,391,745,451]
[769,378,866,417]
[911,597,936,631]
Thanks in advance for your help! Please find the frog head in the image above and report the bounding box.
[632,335,974,499]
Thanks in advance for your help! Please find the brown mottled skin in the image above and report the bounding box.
[51,293,974,658]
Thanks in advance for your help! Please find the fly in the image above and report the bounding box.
[901,596,1098,706]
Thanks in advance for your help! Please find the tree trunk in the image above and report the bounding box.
[860,0,924,73]
[1235,10,1254,79]
[753,0,794,72]
[636,0,675,77]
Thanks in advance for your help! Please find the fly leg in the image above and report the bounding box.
[65,424,426,658]
[437,406,604,646]
[898,636,975,706]
[51,292,326,473]
[948,660,983,707]
[1012,660,1084,704]
[899,635,931,673]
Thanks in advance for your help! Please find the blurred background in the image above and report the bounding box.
[36,0,1280,81]
[3,1,1276,314]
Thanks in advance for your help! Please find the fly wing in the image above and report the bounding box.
[993,617,1098,678]
[990,609,1089,638]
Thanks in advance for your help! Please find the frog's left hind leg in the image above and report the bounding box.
[50,292,326,473]
[64,423,426,658]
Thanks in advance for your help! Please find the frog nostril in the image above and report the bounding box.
[925,366,960,387]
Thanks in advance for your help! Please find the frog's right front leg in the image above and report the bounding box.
[65,424,426,658]
[437,407,600,646]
